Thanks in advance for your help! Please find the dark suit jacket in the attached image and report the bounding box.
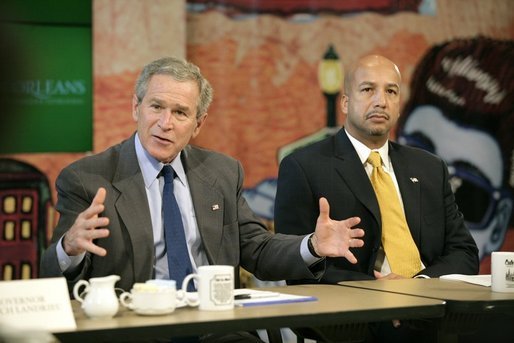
[41,134,316,292]
[275,129,479,283]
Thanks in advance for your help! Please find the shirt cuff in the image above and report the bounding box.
[300,235,323,266]
[414,274,430,279]
[56,236,86,272]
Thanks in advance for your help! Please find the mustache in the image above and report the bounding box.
[366,111,390,119]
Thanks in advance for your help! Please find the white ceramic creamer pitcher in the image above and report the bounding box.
[73,275,121,319]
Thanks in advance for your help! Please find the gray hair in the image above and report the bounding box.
[134,57,213,118]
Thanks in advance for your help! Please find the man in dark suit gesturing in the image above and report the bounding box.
[275,54,478,282]
[40,57,365,342]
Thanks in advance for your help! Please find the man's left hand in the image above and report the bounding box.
[312,197,365,264]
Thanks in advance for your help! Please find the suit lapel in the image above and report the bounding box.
[182,146,224,264]
[112,135,154,281]
[389,143,421,244]
[333,130,381,225]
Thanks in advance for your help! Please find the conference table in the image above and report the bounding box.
[339,278,514,342]
[53,284,445,342]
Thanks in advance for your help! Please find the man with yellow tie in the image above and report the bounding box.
[275,54,479,341]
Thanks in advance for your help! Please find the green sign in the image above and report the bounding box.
[0,23,92,153]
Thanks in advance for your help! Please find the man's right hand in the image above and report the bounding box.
[62,187,110,257]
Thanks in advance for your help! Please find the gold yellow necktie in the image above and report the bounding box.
[367,151,421,278]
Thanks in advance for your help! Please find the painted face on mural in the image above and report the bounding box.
[342,55,401,148]
[132,74,207,164]
[398,105,513,259]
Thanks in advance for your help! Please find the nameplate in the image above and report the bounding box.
[0,277,76,332]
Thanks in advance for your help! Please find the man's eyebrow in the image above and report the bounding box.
[148,98,192,111]
[358,81,399,89]
[171,104,196,116]
[386,83,400,90]
[172,103,192,112]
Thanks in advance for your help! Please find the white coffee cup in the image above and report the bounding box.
[119,282,177,315]
[181,265,234,311]
[491,251,514,293]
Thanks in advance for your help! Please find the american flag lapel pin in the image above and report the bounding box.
[410,177,419,183]
[212,204,220,211]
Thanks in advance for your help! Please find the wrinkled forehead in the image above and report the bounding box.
[352,62,401,88]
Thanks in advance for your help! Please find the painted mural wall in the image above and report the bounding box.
[185,0,514,273]
[1,0,512,278]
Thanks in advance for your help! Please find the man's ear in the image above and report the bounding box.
[341,94,349,114]
[192,113,208,138]
[132,94,139,122]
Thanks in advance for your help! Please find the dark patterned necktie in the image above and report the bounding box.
[161,165,195,291]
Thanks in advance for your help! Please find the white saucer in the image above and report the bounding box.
[176,292,198,308]
[134,307,176,316]
[176,299,187,308]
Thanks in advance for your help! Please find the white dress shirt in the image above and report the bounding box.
[344,129,426,275]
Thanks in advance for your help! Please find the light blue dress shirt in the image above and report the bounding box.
[57,134,317,276]
[133,134,209,279]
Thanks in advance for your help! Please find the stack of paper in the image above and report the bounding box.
[439,274,491,287]
[234,288,317,307]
